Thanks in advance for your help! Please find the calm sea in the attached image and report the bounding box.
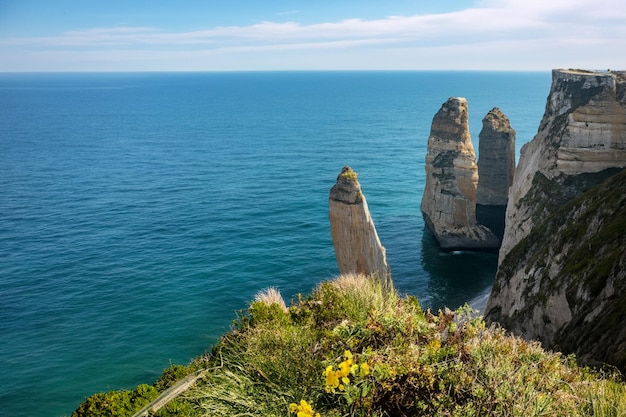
[0,71,550,417]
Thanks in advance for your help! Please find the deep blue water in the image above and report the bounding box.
[0,71,550,417]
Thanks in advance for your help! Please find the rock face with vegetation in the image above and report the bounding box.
[486,169,626,371]
[329,166,390,281]
[485,69,626,371]
[476,107,516,206]
[421,97,499,250]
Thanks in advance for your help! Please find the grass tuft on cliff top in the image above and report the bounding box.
[73,273,626,417]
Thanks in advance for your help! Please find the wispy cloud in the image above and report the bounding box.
[1,0,624,70]
[2,1,623,47]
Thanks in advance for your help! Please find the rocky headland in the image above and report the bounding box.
[421,97,500,250]
[485,69,626,371]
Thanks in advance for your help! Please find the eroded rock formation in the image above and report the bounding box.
[496,69,626,260]
[329,166,390,283]
[476,107,516,206]
[420,97,499,250]
[485,69,626,371]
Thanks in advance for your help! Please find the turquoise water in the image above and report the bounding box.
[0,71,550,417]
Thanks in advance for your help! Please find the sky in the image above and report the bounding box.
[0,0,625,72]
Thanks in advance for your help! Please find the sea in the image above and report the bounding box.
[0,71,550,417]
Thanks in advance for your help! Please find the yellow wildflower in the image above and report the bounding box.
[324,366,340,392]
[338,358,352,377]
[289,399,320,417]
[323,350,374,394]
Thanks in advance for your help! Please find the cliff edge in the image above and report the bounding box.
[497,69,626,260]
[485,69,626,371]
[486,169,626,370]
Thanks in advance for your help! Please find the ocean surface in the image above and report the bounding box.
[0,71,550,417]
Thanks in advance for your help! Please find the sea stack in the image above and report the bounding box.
[329,166,390,284]
[420,97,499,250]
[476,107,516,206]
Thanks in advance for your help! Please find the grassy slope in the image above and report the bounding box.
[73,274,626,417]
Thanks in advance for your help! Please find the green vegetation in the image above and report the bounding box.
[72,384,158,417]
[339,167,359,183]
[71,360,209,417]
[73,273,626,417]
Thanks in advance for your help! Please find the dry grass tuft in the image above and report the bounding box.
[329,272,369,292]
[254,287,287,312]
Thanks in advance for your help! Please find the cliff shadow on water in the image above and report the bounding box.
[420,226,497,311]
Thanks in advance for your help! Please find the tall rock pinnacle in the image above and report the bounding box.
[420,97,499,250]
[329,166,390,284]
[476,107,516,206]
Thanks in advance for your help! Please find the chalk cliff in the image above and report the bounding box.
[486,169,626,370]
[329,166,390,284]
[421,97,500,250]
[497,69,626,260]
[485,69,626,371]
[476,107,516,206]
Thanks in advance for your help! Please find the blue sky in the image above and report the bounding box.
[1,0,624,71]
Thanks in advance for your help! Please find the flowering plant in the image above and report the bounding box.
[289,399,320,417]
[323,350,371,393]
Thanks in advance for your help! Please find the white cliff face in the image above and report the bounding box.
[329,166,390,284]
[499,69,626,262]
[557,98,626,173]
[421,97,499,250]
[485,69,626,371]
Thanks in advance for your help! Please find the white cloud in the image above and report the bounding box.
[1,0,624,71]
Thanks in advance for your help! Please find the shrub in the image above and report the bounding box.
[71,384,157,417]
[74,273,626,417]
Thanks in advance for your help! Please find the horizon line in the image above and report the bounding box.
[0,68,557,74]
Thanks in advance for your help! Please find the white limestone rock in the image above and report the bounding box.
[329,166,391,284]
[485,69,626,371]
[498,69,626,261]
[476,107,516,206]
[420,97,499,250]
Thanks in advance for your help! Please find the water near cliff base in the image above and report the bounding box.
[0,71,550,417]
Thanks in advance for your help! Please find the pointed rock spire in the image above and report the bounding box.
[477,107,516,206]
[329,166,391,284]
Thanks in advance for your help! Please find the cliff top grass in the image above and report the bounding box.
[73,274,626,417]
